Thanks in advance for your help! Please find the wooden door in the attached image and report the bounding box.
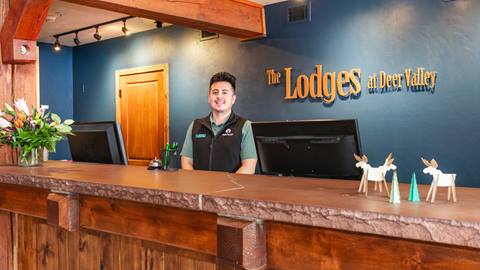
[116,65,169,166]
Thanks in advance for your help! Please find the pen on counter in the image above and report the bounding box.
[164,143,170,169]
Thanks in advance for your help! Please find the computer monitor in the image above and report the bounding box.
[252,119,362,179]
[68,121,128,165]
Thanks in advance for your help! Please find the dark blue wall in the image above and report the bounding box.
[70,0,480,186]
[39,42,73,160]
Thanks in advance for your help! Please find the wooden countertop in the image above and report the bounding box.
[0,161,479,248]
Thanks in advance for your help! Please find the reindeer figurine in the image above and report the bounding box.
[354,153,396,197]
[421,158,457,203]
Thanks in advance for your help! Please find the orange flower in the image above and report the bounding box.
[14,119,23,128]
[17,112,26,122]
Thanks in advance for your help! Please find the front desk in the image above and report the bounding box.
[0,161,479,269]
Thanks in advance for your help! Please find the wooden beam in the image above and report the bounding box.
[15,215,234,269]
[0,0,14,164]
[217,216,266,269]
[0,183,49,219]
[62,0,266,39]
[0,0,52,64]
[47,192,80,232]
[79,194,217,255]
[266,221,480,270]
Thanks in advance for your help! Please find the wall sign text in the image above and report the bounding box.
[266,65,437,104]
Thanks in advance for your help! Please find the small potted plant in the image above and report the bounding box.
[0,98,74,166]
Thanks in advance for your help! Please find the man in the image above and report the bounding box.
[180,72,257,174]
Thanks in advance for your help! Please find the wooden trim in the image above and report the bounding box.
[217,216,267,269]
[115,63,170,156]
[266,221,480,270]
[14,215,228,269]
[233,0,264,8]
[240,7,267,42]
[163,64,170,148]
[35,45,40,107]
[47,193,80,232]
[79,194,217,255]
[0,183,49,219]
[0,0,14,165]
[142,240,217,264]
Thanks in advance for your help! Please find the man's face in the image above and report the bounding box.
[208,81,236,113]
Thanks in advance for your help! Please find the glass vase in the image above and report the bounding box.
[17,147,43,167]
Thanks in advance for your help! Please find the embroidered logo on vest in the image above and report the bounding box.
[222,128,234,136]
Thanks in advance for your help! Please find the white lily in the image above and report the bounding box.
[0,117,11,128]
[14,98,30,115]
[39,105,49,116]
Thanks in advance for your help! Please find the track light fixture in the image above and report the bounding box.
[52,16,134,52]
[155,21,163,28]
[73,32,81,46]
[93,26,102,41]
[53,36,61,51]
[122,19,130,36]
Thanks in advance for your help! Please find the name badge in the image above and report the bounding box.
[195,133,207,139]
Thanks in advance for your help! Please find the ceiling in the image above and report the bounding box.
[38,0,286,47]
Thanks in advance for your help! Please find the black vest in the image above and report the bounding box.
[192,113,246,172]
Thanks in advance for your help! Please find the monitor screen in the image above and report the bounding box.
[68,121,127,165]
[252,119,362,179]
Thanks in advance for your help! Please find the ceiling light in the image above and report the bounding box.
[122,19,130,36]
[73,32,81,46]
[155,21,163,28]
[53,36,61,51]
[93,26,102,41]
[52,16,134,46]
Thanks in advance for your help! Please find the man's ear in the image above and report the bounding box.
[232,94,236,104]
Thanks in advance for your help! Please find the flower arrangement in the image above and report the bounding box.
[0,98,74,166]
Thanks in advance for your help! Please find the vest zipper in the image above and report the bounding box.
[208,137,214,171]
[208,124,233,171]
[202,114,236,171]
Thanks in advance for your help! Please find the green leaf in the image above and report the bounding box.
[63,119,74,125]
[51,113,61,124]
[55,124,71,133]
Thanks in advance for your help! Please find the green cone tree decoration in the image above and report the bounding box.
[389,171,401,204]
[408,172,420,202]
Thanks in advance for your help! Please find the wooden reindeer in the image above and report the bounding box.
[354,153,396,197]
[421,158,457,203]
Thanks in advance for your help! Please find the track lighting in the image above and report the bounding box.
[155,21,163,28]
[122,19,130,36]
[52,16,135,51]
[93,26,102,41]
[73,32,81,46]
[53,36,61,51]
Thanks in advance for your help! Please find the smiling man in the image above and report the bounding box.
[180,72,257,174]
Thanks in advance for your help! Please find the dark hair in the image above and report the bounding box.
[209,72,236,92]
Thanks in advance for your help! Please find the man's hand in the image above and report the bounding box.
[181,156,194,170]
[236,159,257,174]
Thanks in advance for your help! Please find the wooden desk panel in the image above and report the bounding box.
[0,161,479,249]
[267,221,480,270]
[0,161,479,269]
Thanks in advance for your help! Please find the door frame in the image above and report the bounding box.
[114,64,170,155]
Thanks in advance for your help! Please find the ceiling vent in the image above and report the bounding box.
[287,0,311,23]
